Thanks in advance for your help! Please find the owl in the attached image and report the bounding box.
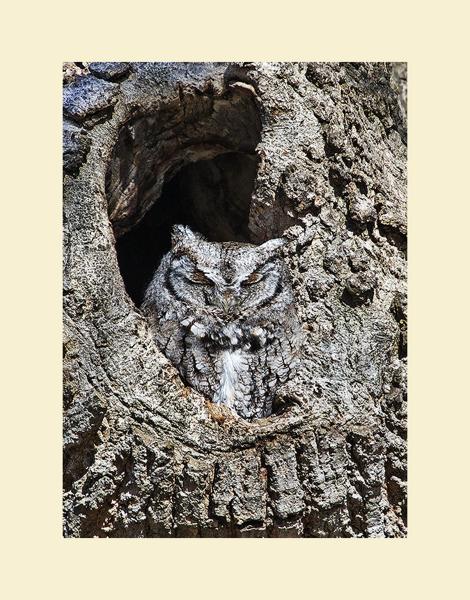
[141,225,301,420]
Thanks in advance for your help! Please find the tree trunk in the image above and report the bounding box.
[63,62,407,537]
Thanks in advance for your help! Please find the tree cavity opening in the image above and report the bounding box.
[105,88,262,304]
[114,151,259,304]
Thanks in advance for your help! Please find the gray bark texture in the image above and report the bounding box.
[63,62,407,537]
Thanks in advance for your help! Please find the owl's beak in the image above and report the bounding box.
[219,290,238,314]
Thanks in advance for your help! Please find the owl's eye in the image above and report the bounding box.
[189,270,213,285]
[241,272,264,286]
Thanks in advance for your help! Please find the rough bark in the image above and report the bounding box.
[63,62,407,537]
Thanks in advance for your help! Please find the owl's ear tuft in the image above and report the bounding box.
[171,225,205,247]
[258,237,286,255]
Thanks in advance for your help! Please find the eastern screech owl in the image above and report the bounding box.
[142,225,301,419]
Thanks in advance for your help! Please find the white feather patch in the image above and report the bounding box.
[213,350,243,409]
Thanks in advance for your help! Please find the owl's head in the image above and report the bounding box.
[166,225,288,317]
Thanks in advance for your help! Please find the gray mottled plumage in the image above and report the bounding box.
[141,225,301,419]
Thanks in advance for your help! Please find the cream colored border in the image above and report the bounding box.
[3,1,468,598]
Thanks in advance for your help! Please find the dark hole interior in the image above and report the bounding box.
[115,151,260,305]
